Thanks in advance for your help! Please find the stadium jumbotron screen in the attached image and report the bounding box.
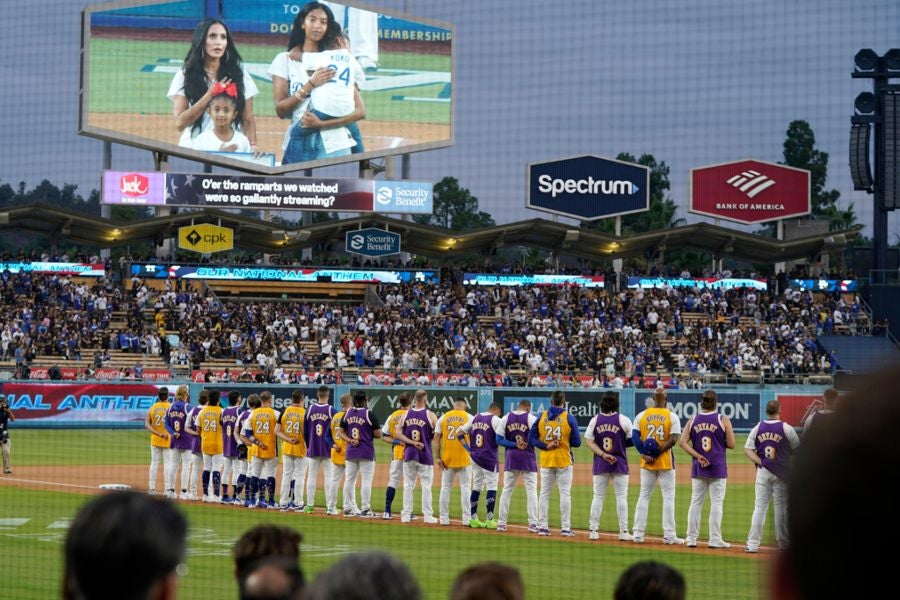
[79,0,453,174]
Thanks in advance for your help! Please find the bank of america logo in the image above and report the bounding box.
[726,170,776,198]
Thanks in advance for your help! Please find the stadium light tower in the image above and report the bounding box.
[851,48,900,275]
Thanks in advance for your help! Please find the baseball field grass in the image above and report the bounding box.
[1,430,772,599]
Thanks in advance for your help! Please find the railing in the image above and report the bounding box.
[0,363,835,388]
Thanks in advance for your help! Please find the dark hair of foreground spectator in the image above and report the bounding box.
[450,562,524,600]
[775,366,899,599]
[239,556,304,600]
[303,551,421,600]
[233,524,303,581]
[614,561,686,600]
[62,491,187,600]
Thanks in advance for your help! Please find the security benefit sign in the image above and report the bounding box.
[690,159,810,224]
[345,228,401,257]
[178,223,234,254]
[527,155,650,220]
[634,390,761,432]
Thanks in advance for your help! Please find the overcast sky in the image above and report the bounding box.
[3,0,900,239]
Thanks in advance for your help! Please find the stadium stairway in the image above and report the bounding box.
[816,335,900,374]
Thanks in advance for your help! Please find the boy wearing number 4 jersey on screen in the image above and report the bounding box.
[298,33,365,154]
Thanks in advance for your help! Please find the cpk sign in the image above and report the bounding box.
[528,155,650,220]
[690,159,810,225]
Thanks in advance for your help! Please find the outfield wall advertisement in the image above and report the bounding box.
[491,389,625,429]
[348,387,478,423]
[204,384,333,412]
[1,383,167,426]
[633,390,761,431]
[2,383,814,430]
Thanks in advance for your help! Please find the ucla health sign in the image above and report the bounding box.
[346,228,402,257]
[527,155,650,220]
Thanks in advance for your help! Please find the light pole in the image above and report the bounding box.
[851,48,900,278]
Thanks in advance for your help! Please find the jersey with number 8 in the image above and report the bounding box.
[755,420,792,481]
[688,411,727,479]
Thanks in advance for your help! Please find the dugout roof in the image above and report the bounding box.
[0,202,862,264]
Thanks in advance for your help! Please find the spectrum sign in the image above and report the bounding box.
[527,155,650,220]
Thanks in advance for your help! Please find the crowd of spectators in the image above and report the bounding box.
[0,258,872,386]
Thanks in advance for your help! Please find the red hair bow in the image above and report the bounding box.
[212,82,237,97]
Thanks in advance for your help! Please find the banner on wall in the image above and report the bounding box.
[348,387,478,423]
[491,389,618,429]
[0,383,166,425]
[633,390,761,431]
[203,384,332,412]
[773,393,819,427]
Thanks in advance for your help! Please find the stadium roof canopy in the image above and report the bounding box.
[0,202,862,264]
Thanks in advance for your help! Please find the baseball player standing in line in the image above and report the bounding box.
[144,386,173,497]
[396,389,438,524]
[164,385,194,500]
[337,390,382,517]
[434,397,474,526]
[380,392,411,520]
[326,394,351,515]
[530,390,581,537]
[679,389,735,548]
[220,390,244,504]
[304,385,335,513]
[494,400,539,533]
[744,400,799,552]
[466,402,503,529]
[585,391,634,541]
[631,387,684,544]
[240,391,280,508]
[278,390,308,510]
[197,390,225,502]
